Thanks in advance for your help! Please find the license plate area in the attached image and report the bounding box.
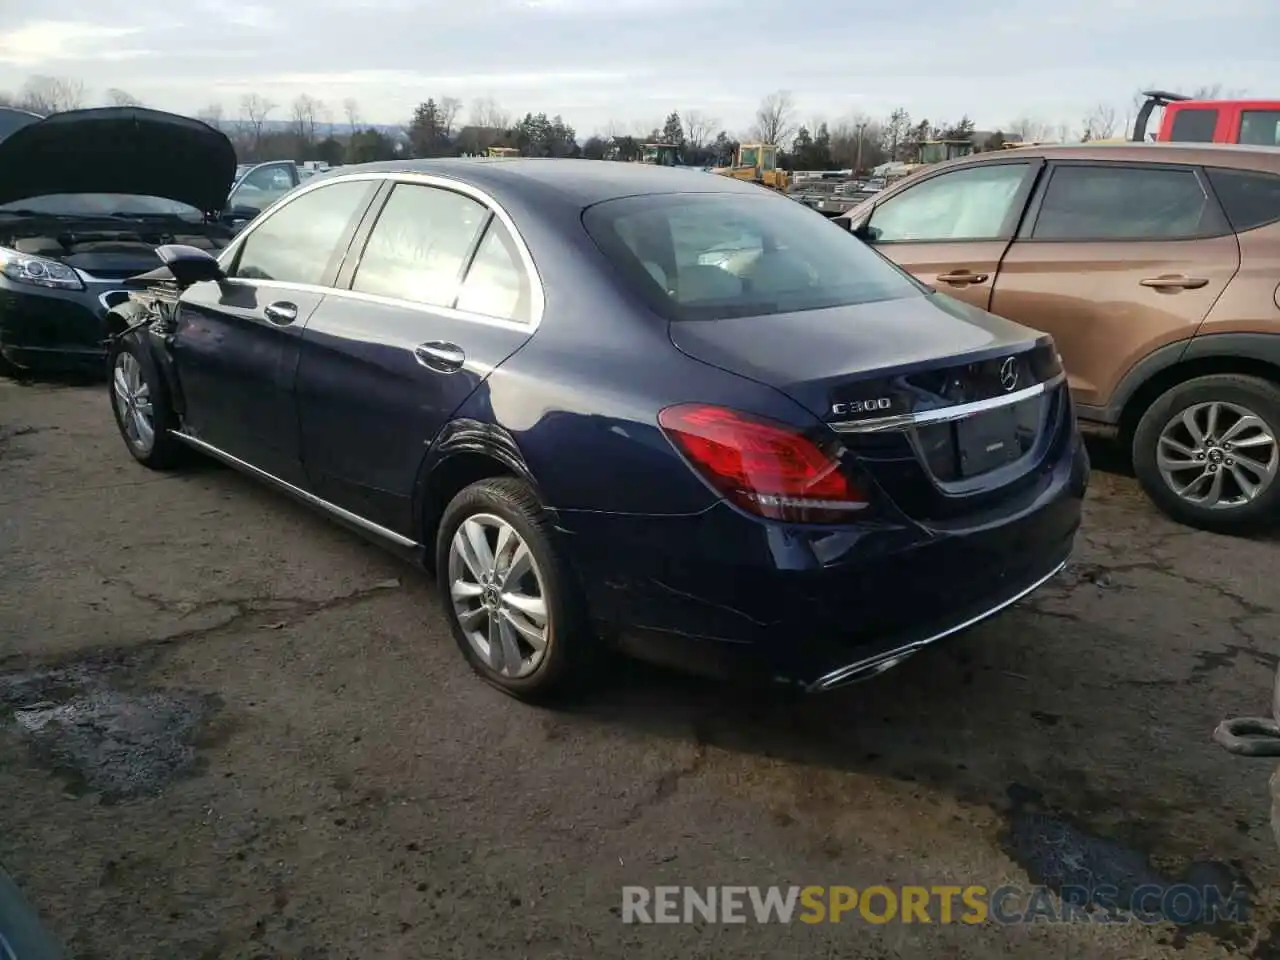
[956,406,1019,477]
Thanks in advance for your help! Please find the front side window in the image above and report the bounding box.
[229,163,297,211]
[582,191,923,322]
[455,220,532,322]
[1240,111,1280,147]
[1031,165,1217,241]
[1168,108,1218,142]
[231,180,374,285]
[351,183,488,307]
[868,163,1029,243]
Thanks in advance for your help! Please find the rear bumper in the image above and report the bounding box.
[556,432,1087,689]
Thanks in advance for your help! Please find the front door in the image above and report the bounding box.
[296,181,539,535]
[990,161,1240,411]
[171,177,379,485]
[863,160,1042,311]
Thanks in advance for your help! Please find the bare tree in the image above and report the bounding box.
[105,88,142,107]
[751,90,796,145]
[196,103,224,130]
[683,109,718,148]
[291,94,323,145]
[438,96,462,138]
[468,96,509,130]
[343,97,360,132]
[241,93,276,146]
[1191,83,1223,100]
[1006,116,1053,143]
[18,75,86,114]
[1080,102,1118,141]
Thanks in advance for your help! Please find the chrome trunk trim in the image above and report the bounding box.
[830,372,1067,434]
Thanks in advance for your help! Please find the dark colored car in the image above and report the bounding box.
[0,106,238,372]
[105,159,1088,702]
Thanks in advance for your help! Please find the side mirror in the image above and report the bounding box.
[851,217,878,243]
[155,243,225,287]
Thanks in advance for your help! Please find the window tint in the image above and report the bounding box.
[352,184,488,307]
[582,192,923,322]
[1168,108,1218,142]
[1031,165,1218,241]
[1206,168,1280,232]
[1240,111,1280,147]
[232,180,373,285]
[455,221,532,322]
[868,163,1028,242]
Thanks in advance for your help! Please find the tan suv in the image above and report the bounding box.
[839,142,1280,533]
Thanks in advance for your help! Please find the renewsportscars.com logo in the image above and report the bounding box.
[621,884,1249,926]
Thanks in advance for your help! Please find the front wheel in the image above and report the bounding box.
[435,477,594,703]
[108,334,186,470]
[1132,374,1280,533]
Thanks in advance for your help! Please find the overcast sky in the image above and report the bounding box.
[0,0,1276,136]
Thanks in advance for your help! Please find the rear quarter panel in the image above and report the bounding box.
[1197,219,1280,335]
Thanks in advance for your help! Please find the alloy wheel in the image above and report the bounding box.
[447,513,549,679]
[1156,400,1279,510]
[112,352,155,455]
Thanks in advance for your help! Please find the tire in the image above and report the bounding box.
[1132,373,1280,533]
[108,332,186,470]
[435,477,594,703]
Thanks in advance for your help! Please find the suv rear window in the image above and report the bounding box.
[1168,108,1218,142]
[1205,168,1280,232]
[581,192,923,321]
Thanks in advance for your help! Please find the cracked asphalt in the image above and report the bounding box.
[2,377,1279,959]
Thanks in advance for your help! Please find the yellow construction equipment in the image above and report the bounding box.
[712,143,790,191]
[486,146,520,158]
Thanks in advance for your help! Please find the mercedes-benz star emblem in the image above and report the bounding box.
[999,357,1019,392]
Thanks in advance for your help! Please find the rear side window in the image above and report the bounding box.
[1168,108,1218,142]
[454,220,533,323]
[1031,165,1221,241]
[582,192,923,322]
[1239,111,1280,147]
[352,183,488,307]
[1205,168,1280,232]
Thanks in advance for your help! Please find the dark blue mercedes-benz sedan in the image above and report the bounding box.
[105,157,1088,702]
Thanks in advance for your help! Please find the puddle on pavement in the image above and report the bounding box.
[1000,783,1258,950]
[0,660,216,803]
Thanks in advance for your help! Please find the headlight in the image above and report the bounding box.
[0,246,84,290]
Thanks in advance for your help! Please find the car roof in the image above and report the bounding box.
[308,157,767,208]
[953,141,1280,173]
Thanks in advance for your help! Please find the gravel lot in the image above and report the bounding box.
[1,376,1278,959]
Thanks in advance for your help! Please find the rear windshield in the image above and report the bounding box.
[581,192,923,321]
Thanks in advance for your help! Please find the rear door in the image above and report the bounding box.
[860,159,1042,311]
[295,180,539,534]
[990,161,1240,412]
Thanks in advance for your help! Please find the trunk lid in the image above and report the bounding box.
[668,292,1070,522]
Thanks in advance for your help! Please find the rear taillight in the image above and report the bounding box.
[658,403,868,523]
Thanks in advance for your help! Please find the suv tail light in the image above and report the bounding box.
[658,403,868,523]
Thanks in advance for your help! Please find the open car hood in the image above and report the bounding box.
[0,106,237,214]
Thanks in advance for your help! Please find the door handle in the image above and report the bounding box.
[263,301,298,325]
[414,341,465,373]
[936,270,990,285]
[1140,275,1209,291]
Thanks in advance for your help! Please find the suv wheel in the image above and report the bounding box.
[1132,374,1280,533]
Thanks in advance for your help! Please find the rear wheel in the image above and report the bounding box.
[1132,374,1280,533]
[109,335,186,470]
[435,477,594,703]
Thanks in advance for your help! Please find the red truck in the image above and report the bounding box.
[1133,90,1280,146]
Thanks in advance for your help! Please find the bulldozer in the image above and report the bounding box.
[712,143,790,191]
